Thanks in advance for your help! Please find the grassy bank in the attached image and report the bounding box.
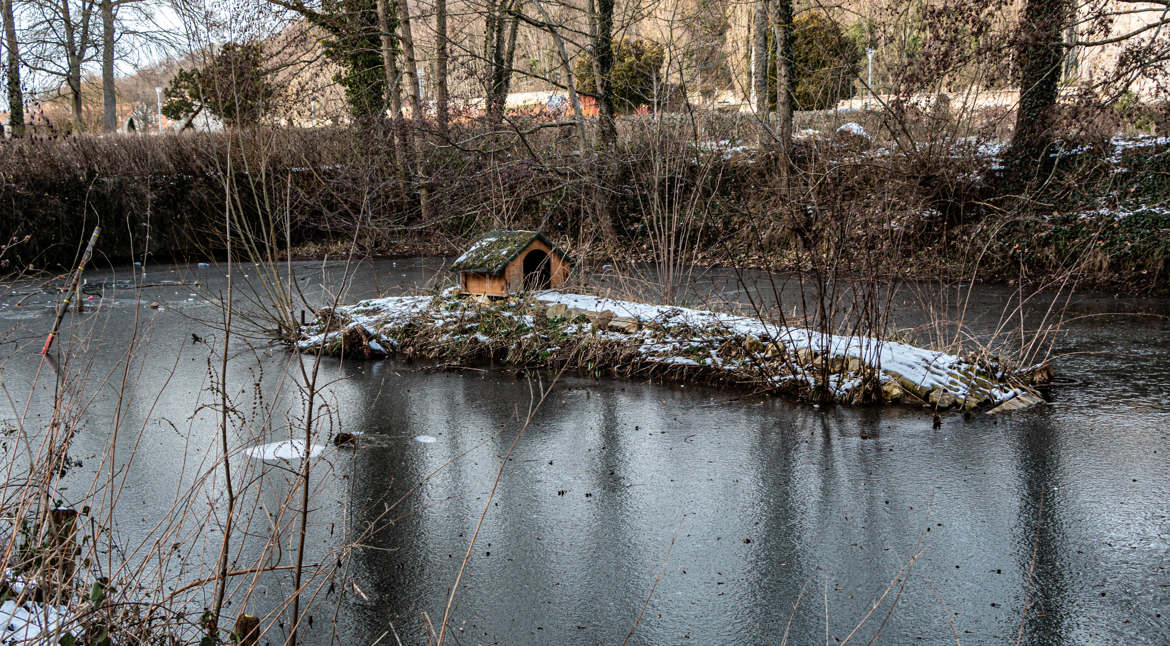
[3,115,1168,294]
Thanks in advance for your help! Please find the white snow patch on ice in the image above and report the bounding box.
[246,440,325,461]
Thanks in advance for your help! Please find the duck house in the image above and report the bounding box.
[452,231,571,296]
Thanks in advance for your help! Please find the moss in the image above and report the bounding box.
[450,231,539,273]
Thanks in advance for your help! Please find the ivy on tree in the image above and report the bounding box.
[162,42,275,127]
[264,0,390,121]
[307,0,388,121]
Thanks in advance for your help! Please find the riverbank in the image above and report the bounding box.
[295,289,1045,412]
[2,123,1167,295]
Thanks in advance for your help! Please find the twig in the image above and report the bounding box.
[434,356,576,646]
[620,514,686,646]
[1014,487,1045,645]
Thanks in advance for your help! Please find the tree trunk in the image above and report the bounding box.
[483,0,521,126]
[487,5,506,122]
[751,0,768,119]
[60,0,92,134]
[434,0,449,138]
[773,0,793,150]
[590,0,618,243]
[100,0,116,132]
[395,0,432,220]
[503,5,520,112]
[483,0,497,115]
[69,62,83,133]
[593,0,615,151]
[394,0,422,121]
[1,0,23,136]
[1008,0,1068,176]
[375,0,401,117]
[375,0,401,166]
[533,0,586,157]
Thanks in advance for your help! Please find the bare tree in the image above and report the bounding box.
[395,0,432,219]
[1065,0,1170,98]
[434,0,448,137]
[394,0,421,120]
[590,0,614,147]
[23,0,98,132]
[374,0,402,171]
[589,0,617,242]
[2,0,23,134]
[100,0,114,130]
[531,0,586,155]
[751,0,766,120]
[484,0,521,125]
[375,0,400,118]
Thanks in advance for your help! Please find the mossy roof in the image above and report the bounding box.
[450,231,570,274]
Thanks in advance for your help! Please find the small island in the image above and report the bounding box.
[296,288,1046,413]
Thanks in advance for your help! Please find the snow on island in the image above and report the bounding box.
[0,598,70,645]
[295,290,1045,412]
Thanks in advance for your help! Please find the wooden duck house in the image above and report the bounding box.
[452,231,571,296]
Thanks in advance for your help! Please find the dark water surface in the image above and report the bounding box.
[1,259,1167,645]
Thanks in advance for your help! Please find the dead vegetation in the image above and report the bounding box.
[2,105,1166,294]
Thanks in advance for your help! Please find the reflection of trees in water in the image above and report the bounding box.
[740,403,809,639]
[1012,413,1068,644]
[336,366,490,644]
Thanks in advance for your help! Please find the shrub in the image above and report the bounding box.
[162,42,276,127]
[574,38,666,112]
[768,13,863,111]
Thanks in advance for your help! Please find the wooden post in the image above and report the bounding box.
[42,226,99,354]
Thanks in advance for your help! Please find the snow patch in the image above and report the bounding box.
[452,234,502,266]
[246,440,325,461]
[836,122,870,139]
[0,599,70,645]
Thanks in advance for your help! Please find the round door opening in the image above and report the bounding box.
[522,249,552,290]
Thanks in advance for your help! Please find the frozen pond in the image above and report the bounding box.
[1,258,1167,644]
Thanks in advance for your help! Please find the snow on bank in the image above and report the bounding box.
[296,295,431,352]
[836,122,870,139]
[694,140,757,161]
[1074,203,1170,221]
